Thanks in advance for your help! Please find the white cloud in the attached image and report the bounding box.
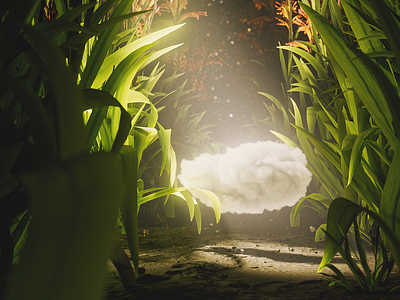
[178,141,312,214]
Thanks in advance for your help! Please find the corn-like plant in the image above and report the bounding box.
[0,1,135,298]
[1,0,221,298]
[261,0,400,291]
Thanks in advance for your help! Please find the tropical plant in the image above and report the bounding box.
[1,0,221,298]
[260,0,400,291]
[0,1,132,298]
[322,199,396,292]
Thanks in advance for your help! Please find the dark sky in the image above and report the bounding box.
[151,0,288,149]
[183,0,286,147]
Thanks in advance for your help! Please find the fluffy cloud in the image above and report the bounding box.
[178,141,312,213]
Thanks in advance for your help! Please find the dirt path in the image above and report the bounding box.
[103,208,400,299]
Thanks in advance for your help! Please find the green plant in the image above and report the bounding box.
[0,1,131,298]
[261,0,400,291]
[255,0,400,291]
[259,0,346,238]
[298,0,400,276]
[1,0,221,298]
[320,198,399,292]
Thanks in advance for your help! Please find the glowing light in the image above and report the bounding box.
[229,113,233,117]
[178,141,312,214]
[247,28,251,32]
[226,99,230,103]
[230,41,234,44]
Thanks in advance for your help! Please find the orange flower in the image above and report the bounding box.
[285,41,311,53]
[275,0,298,30]
[293,6,314,43]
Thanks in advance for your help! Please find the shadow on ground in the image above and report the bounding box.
[103,206,400,300]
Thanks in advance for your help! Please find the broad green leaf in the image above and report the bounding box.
[300,3,397,148]
[270,131,298,148]
[100,44,153,93]
[347,128,379,186]
[293,193,332,220]
[171,190,196,221]
[79,0,135,89]
[293,125,341,170]
[315,223,326,242]
[194,203,202,234]
[290,204,302,227]
[82,89,131,155]
[12,152,124,300]
[157,124,171,176]
[318,198,363,272]
[342,0,384,54]
[57,2,96,22]
[118,146,139,275]
[324,263,355,291]
[23,26,86,160]
[128,90,151,104]
[319,198,400,274]
[90,0,125,26]
[92,24,184,89]
[381,140,400,238]
[278,45,327,79]
[138,187,221,224]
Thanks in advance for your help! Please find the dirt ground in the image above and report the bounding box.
[102,206,400,300]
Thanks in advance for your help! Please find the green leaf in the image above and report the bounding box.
[300,3,397,148]
[315,224,326,242]
[82,89,131,155]
[323,264,355,291]
[12,152,124,300]
[278,45,327,79]
[118,146,139,275]
[290,206,302,227]
[270,131,298,148]
[157,124,171,176]
[381,140,400,238]
[318,198,363,272]
[292,125,341,171]
[57,2,96,22]
[23,26,86,160]
[347,128,379,186]
[293,193,332,220]
[92,24,185,89]
[79,0,136,89]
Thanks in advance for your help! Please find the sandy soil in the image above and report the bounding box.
[103,207,400,300]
